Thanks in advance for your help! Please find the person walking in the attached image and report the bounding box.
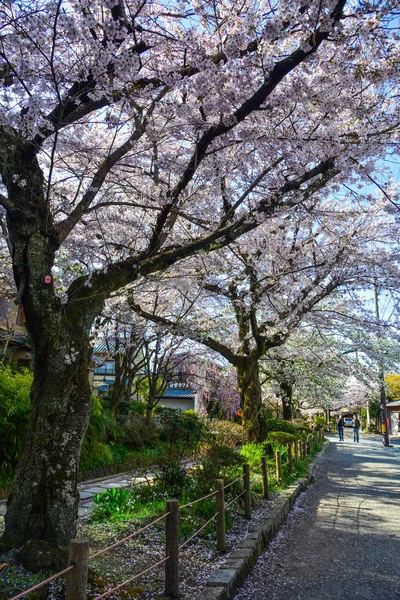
[353,414,360,442]
[337,415,344,441]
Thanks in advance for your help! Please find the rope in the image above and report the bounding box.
[224,489,246,509]
[179,512,220,549]
[180,489,218,509]
[223,475,243,490]
[9,565,75,600]
[89,512,170,560]
[94,556,170,599]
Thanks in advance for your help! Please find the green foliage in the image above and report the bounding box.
[267,431,297,446]
[208,420,246,448]
[154,459,188,499]
[0,365,32,482]
[198,444,244,485]
[313,415,326,430]
[240,443,265,468]
[294,424,313,437]
[80,395,120,472]
[129,399,147,416]
[92,488,131,521]
[264,418,296,435]
[158,408,207,460]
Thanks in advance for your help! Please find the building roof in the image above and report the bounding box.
[93,340,117,354]
[0,330,29,347]
[161,388,195,399]
[387,400,400,408]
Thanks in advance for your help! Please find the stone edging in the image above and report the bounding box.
[197,439,330,600]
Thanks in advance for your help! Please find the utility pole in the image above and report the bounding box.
[373,273,390,447]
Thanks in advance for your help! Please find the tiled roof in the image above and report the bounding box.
[93,340,117,354]
[161,388,195,398]
[0,330,29,346]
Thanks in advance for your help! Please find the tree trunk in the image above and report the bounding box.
[236,358,262,442]
[0,145,103,569]
[1,326,93,570]
[280,381,293,421]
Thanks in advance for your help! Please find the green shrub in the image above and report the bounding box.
[240,443,265,468]
[267,431,297,446]
[0,365,32,480]
[154,459,188,499]
[91,487,131,520]
[264,418,296,435]
[198,444,244,484]
[158,408,207,461]
[208,420,246,448]
[295,425,313,437]
[314,416,326,430]
[80,395,118,471]
[129,399,147,415]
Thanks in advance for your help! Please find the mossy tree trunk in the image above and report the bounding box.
[280,380,294,421]
[236,357,263,442]
[0,143,104,568]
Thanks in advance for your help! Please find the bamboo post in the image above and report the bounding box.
[287,443,293,474]
[65,539,90,600]
[276,451,282,485]
[294,439,299,463]
[261,456,269,500]
[243,464,251,519]
[215,479,226,552]
[165,499,179,598]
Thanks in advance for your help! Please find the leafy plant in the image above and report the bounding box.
[198,444,244,485]
[80,395,120,472]
[154,459,188,499]
[240,443,265,468]
[267,431,297,445]
[208,420,246,448]
[264,418,296,435]
[0,366,33,483]
[158,408,207,461]
[91,488,130,520]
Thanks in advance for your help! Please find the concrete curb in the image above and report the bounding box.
[197,439,330,600]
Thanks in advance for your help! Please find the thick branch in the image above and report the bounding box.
[128,299,240,365]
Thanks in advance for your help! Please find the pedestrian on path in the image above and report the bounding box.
[353,414,360,442]
[337,415,344,441]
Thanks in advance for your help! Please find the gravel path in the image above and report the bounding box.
[234,434,400,600]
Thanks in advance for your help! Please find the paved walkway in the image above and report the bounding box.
[0,472,150,528]
[234,433,400,600]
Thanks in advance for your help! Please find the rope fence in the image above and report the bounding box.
[89,511,170,559]
[94,556,170,600]
[8,431,323,600]
[7,565,75,600]
[224,489,246,510]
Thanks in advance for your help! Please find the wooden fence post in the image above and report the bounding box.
[165,499,179,598]
[261,456,269,500]
[297,439,302,461]
[65,539,89,600]
[287,443,293,475]
[215,479,226,552]
[303,439,307,457]
[275,451,282,485]
[243,464,251,519]
[294,439,299,463]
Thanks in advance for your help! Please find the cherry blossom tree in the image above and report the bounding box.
[129,199,392,439]
[0,0,399,567]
